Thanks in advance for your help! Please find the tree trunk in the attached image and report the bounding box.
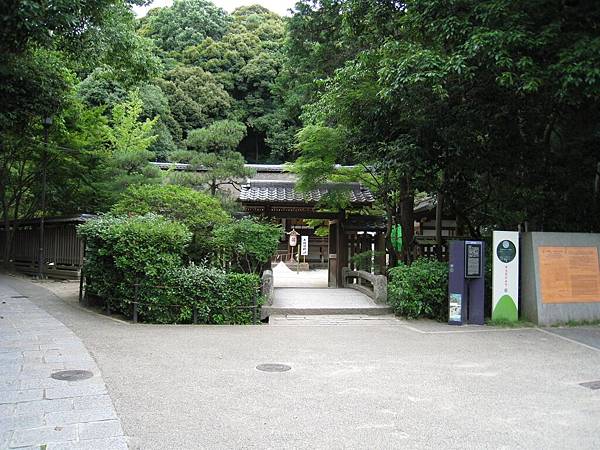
[399,176,414,264]
[435,190,444,261]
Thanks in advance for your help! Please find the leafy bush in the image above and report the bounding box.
[112,184,230,261]
[78,214,192,317]
[161,266,261,324]
[112,184,230,233]
[79,214,261,324]
[388,258,449,321]
[212,218,281,274]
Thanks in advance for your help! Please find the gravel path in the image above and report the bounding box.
[2,273,600,450]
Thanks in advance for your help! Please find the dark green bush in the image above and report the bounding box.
[212,218,281,274]
[78,214,192,317]
[111,184,231,262]
[79,214,262,324]
[388,258,449,321]
[160,266,261,324]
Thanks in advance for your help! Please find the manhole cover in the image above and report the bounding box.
[11,295,28,299]
[256,363,291,373]
[580,380,600,390]
[51,370,94,381]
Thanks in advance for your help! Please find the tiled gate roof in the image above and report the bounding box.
[239,180,374,206]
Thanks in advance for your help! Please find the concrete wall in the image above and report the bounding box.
[521,232,600,325]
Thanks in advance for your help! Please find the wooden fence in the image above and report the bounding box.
[0,216,89,279]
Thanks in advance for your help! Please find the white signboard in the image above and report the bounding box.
[492,231,519,321]
[301,235,309,256]
[289,234,297,247]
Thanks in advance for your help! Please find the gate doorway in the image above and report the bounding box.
[238,180,386,288]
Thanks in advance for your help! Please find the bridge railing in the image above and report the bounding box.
[261,269,274,306]
[341,267,387,304]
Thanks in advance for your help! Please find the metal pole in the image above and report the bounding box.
[193,305,198,324]
[37,121,50,279]
[252,292,258,325]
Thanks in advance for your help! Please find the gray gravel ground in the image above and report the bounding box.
[2,274,600,450]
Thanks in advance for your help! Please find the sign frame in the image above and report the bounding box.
[492,231,519,322]
[300,235,309,256]
[464,241,483,279]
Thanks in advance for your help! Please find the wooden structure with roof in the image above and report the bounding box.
[238,179,386,287]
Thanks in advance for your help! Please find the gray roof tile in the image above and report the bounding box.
[239,180,374,206]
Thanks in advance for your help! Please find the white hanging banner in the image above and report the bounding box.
[492,231,519,321]
[301,235,309,256]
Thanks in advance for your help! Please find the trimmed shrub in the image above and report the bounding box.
[112,184,230,233]
[159,266,261,325]
[212,218,281,274]
[111,184,231,262]
[388,258,449,321]
[78,214,192,317]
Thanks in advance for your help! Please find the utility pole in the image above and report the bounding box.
[38,117,52,279]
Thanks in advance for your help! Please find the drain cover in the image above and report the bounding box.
[256,363,291,373]
[580,380,600,390]
[51,370,94,381]
[11,295,28,299]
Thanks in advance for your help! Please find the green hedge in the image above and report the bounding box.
[78,214,260,324]
[388,258,449,321]
[162,266,261,324]
[78,214,191,317]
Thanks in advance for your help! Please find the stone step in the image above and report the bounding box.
[269,314,400,326]
[262,304,393,317]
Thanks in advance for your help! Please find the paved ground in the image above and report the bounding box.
[272,262,328,288]
[0,282,126,450]
[2,274,600,449]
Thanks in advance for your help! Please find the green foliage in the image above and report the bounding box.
[156,66,233,136]
[162,266,261,324]
[388,258,449,321]
[170,119,253,196]
[112,184,230,233]
[138,0,230,53]
[187,120,247,153]
[212,218,281,274]
[79,214,259,324]
[78,213,192,315]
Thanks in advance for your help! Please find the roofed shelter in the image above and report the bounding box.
[238,179,386,287]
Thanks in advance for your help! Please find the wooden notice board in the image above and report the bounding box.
[539,246,600,303]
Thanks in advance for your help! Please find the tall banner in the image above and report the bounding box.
[492,231,519,321]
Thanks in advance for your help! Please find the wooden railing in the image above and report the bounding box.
[341,267,387,304]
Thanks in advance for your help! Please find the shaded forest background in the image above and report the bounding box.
[1,0,600,264]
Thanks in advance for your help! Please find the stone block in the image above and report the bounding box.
[45,408,117,427]
[9,424,77,448]
[77,420,123,440]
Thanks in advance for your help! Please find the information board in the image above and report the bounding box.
[300,235,309,256]
[465,241,483,278]
[539,246,600,303]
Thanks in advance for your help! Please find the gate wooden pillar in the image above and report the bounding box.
[328,220,338,287]
[375,231,386,273]
[336,212,348,286]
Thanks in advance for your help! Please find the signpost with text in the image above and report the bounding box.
[492,231,519,321]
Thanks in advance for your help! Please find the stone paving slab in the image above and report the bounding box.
[0,283,127,450]
[269,314,402,326]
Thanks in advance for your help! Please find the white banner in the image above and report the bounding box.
[492,231,519,321]
[301,235,309,256]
